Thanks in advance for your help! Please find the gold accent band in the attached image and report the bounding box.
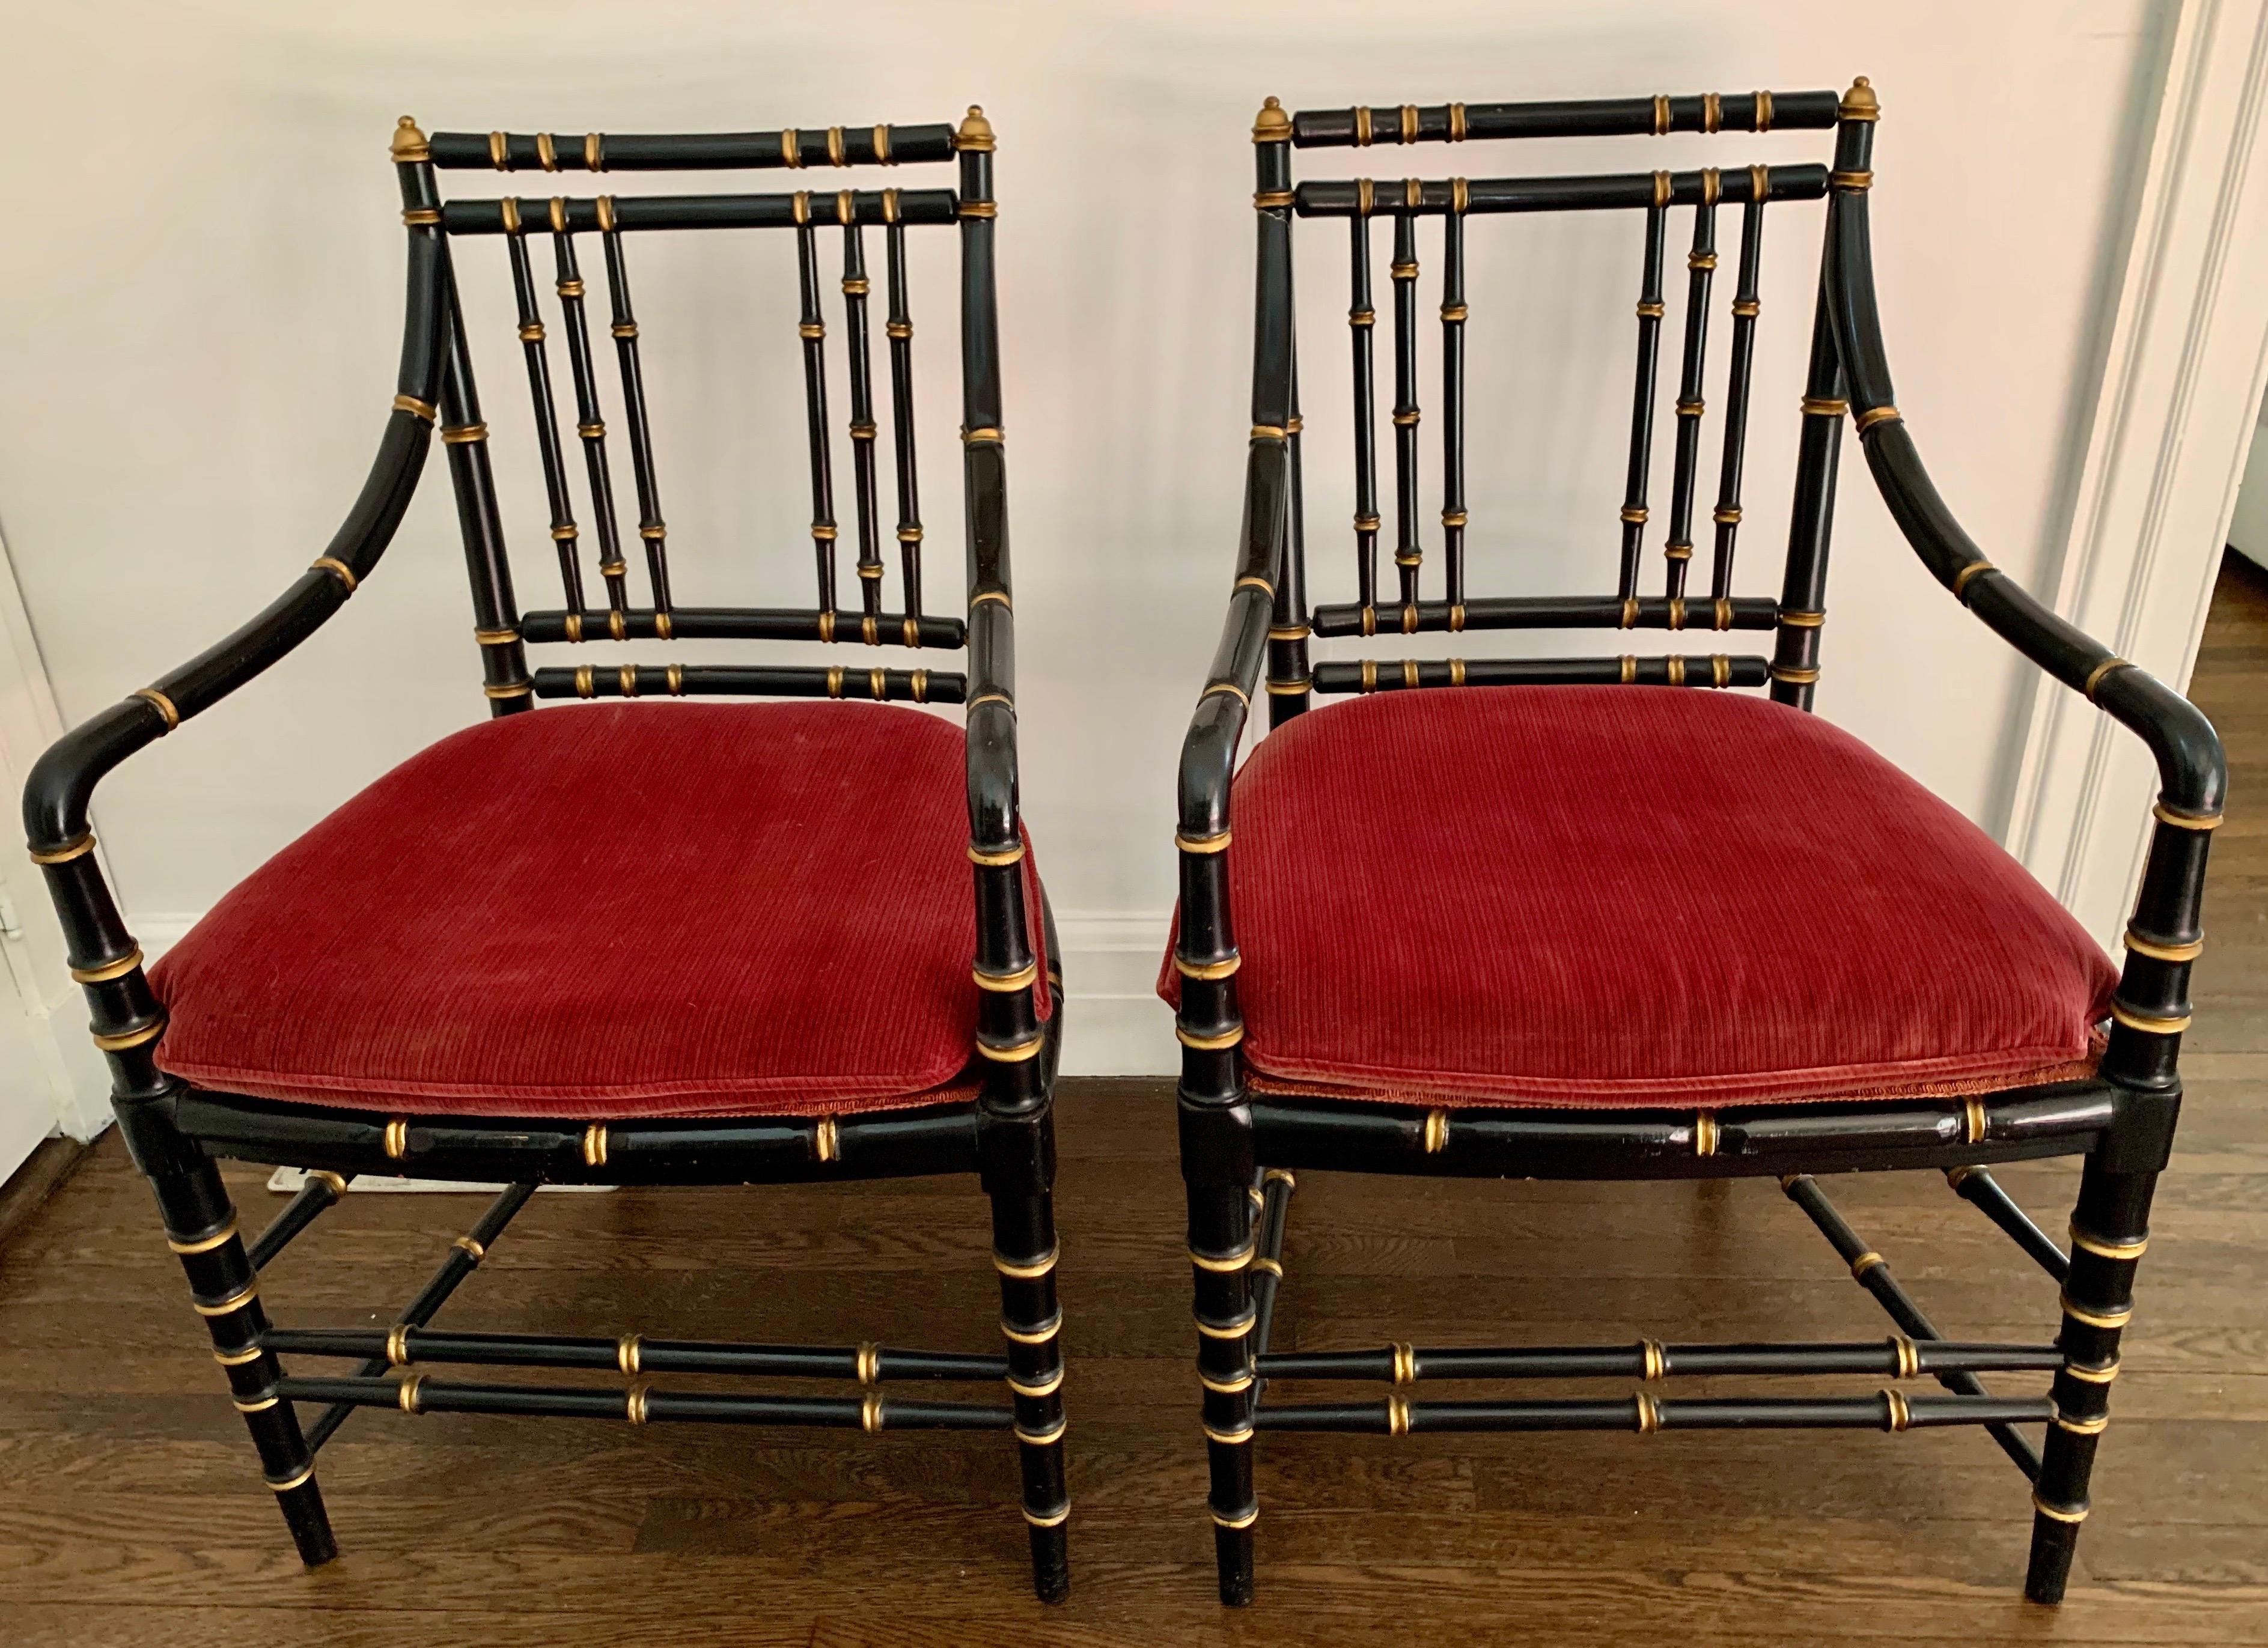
[2068,1224,2148,1260]
[29,833,95,865]
[979,1035,1045,1063]
[399,1373,425,1414]
[1641,1339,1665,1381]
[267,1464,316,1493]
[1024,1501,1072,1528]
[1893,1334,1919,1380]
[165,1220,237,1256]
[2064,1358,2120,1384]
[975,961,1041,993]
[2084,657,2130,701]
[815,1117,840,1163]
[1635,1393,1660,1434]
[1212,1505,1258,1530]
[385,1324,412,1367]
[1200,1369,1255,1394]
[1391,1342,1416,1387]
[2124,930,2203,964]
[234,1393,280,1413]
[1189,1244,1252,1275]
[453,1235,485,1263]
[1693,1112,1720,1157]
[1799,397,1847,417]
[582,1123,609,1168]
[72,947,145,985]
[1883,1388,1912,1432]
[1008,1367,1063,1399]
[2058,1294,2132,1330]
[1015,1417,1067,1446]
[93,1020,166,1052]
[311,1170,350,1197]
[1953,561,1996,597]
[2109,1002,2191,1035]
[441,423,488,445]
[2152,801,2223,831]
[1001,1313,1062,1346]
[214,1343,265,1367]
[618,1333,643,1376]
[1175,830,1231,855]
[968,841,1026,867]
[1963,1096,1988,1146]
[1387,1393,1412,1437]
[996,1247,1059,1280]
[310,557,359,592]
[1194,1311,1256,1340]
[132,687,180,729]
[393,394,438,421]
[1175,955,1242,987]
[1853,404,1901,433]
[1203,1421,1255,1446]
[863,1391,886,1434]
[2031,1494,2089,1525]
[191,1282,258,1318]
[383,1118,410,1160]
[856,1342,880,1385]
[627,1384,652,1426]
[1422,1109,1449,1155]
[1850,1251,1886,1280]
[1177,1024,1245,1052]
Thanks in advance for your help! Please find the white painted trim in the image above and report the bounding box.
[0,527,112,1148]
[2006,0,2268,946]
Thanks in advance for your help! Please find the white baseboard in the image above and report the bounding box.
[133,907,1183,1081]
[1052,910,1176,1077]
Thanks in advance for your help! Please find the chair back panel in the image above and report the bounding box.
[1260,88,1870,713]
[419,119,994,710]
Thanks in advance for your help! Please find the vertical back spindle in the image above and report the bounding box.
[794,192,840,618]
[1349,199,1380,620]
[1617,174,1670,610]
[1663,171,1720,609]
[437,270,531,713]
[549,200,630,623]
[598,198,674,620]
[1710,169,1769,611]
[501,203,585,617]
[1440,179,1469,620]
[839,192,886,639]
[883,190,925,641]
[1389,181,1423,621]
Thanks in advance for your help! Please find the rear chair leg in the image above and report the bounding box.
[1182,1098,1258,1605]
[986,1106,1070,1603]
[151,1155,335,1565]
[2025,1155,2158,1604]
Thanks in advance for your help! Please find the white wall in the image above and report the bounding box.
[0,0,2174,1078]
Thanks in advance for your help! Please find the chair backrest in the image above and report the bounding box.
[391,108,1008,716]
[1249,82,1880,723]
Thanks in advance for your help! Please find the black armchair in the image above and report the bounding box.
[1169,82,2220,1607]
[24,107,1071,1601]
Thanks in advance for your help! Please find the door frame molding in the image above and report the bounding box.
[2006,0,2268,943]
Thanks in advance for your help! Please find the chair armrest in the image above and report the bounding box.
[22,233,447,854]
[1825,177,2224,820]
[1825,156,2218,1110]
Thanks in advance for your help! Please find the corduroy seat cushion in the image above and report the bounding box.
[1159,687,2115,1107]
[151,701,1046,1119]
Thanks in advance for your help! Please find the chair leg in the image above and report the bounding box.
[1182,1100,1258,1605]
[147,1154,336,1566]
[2024,1152,2159,1604]
[987,1110,1070,1604]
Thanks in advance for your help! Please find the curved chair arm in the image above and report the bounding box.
[20,207,447,1162]
[22,233,447,855]
[1824,150,2219,1108]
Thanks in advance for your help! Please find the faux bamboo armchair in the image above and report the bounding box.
[25,107,1073,1601]
[1167,82,2221,1606]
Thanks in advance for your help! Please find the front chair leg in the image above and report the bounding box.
[1182,1099,1258,1605]
[2025,1154,2159,1604]
[151,1155,337,1566]
[987,1115,1070,1604]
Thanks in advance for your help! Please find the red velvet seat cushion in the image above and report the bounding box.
[152,701,1046,1119]
[1160,687,2115,1107]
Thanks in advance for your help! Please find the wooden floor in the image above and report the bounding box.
[5,566,2268,1646]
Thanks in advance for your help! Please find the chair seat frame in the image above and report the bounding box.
[1173,84,2222,1607]
[22,109,1071,1602]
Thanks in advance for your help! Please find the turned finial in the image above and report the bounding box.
[1839,77,1880,121]
[391,115,430,162]
[1252,95,1292,142]
[955,105,996,152]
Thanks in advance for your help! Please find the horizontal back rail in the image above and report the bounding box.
[1295,164,1826,218]
[442,189,961,236]
[1291,91,1842,148]
[430,126,959,172]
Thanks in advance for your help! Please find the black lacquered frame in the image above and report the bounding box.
[1173,84,2223,1606]
[22,108,1070,1602]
